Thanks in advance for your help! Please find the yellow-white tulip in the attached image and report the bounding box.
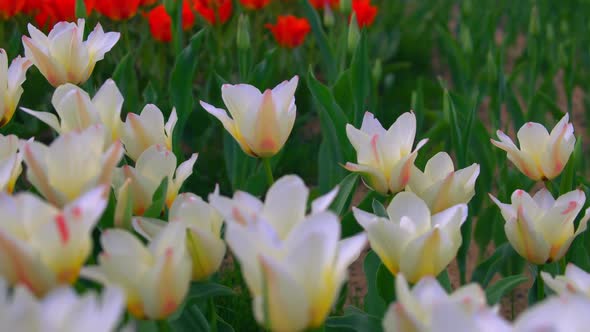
[0,187,107,296]
[200,76,298,158]
[0,134,22,193]
[0,49,32,127]
[542,263,590,297]
[490,188,586,264]
[226,212,366,332]
[345,112,428,195]
[491,114,575,181]
[81,223,192,320]
[209,174,338,240]
[122,105,177,161]
[112,144,197,215]
[0,278,127,332]
[21,80,124,144]
[514,295,590,331]
[383,274,511,332]
[133,192,225,281]
[353,192,467,283]
[22,19,120,87]
[22,125,123,207]
[407,152,480,213]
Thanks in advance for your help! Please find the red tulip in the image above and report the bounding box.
[309,0,338,9]
[352,0,376,28]
[239,0,270,10]
[265,15,311,48]
[193,0,232,25]
[32,0,94,29]
[0,0,25,19]
[148,2,195,43]
[95,0,140,20]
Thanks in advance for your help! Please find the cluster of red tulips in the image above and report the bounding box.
[0,0,377,47]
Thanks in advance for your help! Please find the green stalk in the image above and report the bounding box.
[263,158,274,186]
[536,264,545,301]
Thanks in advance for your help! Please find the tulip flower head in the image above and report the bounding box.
[122,104,177,161]
[491,114,575,181]
[0,279,127,332]
[354,192,467,283]
[200,76,298,158]
[0,134,22,193]
[542,263,590,298]
[147,2,195,43]
[82,223,192,320]
[133,193,225,281]
[407,152,480,213]
[112,144,198,216]
[0,49,32,128]
[0,187,107,296]
[265,16,311,48]
[209,174,339,240]
[239,0,270,10]
[514,295,590,331]
[309,0,339,9]
[383,274,511,332]
[346,112,428,195]
[0,0,25,19]
[31,0,95,29]
[21,80,124,144]
[22,125,123,207]
[352,0,377,28]
[490,188,586,264]
[193,0,232,25]
[95,0,140,20]
[22,19,120,87]
[225,210,366,331]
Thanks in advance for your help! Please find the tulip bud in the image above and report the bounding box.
[323,6,335,27]
[122,104,177,161]
[372,58,382,83]
[340,0,352,14]
[81,223,192,320]
[348,14,360,53]
[490,188,586,264]
[237,14,251,51]
[133,193,225,281]
[200,76,298,158]
[491,114,575,181]
[354,192,467,283]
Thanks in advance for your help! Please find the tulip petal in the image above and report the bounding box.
[20,108,62,133]
[262,175,309,238]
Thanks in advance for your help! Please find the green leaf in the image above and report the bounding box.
[329,173,359,216]
[113,53,140,116]
[142,177,168,218]
[363,251,387,317]
[300,0,337,82]
[170,30,206,158]
[169,304,210,332]
[376,263,395,304]
[485,274,528,305]
[559,136,581,194]
[372,199,387,218]
[342,191,378,238]
[187,281,236,300]
[142,82,159,105]
[437,269,452,292]
[350,31,370,126]
[326,306,383,332]
[75,0,87,18]
[471,243,512,287]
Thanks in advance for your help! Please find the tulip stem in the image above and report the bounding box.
[536,264,545,301]
[263,158,274,186]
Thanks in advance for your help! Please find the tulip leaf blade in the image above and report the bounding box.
[170,29,206,158]
[187,281,236,300]
[169,304,210,332]
[363,251,387,317]
[326,306,383,332]
[372,199,388,218]
[471,243,512,288]
[75,0,87,19]
[485,274,528,305]
[350,31,370,127]
[113,53,140,117]
[330,173,359,216]
[376,263,396,304]
[142,177,169,219]
[301,0,337,83]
